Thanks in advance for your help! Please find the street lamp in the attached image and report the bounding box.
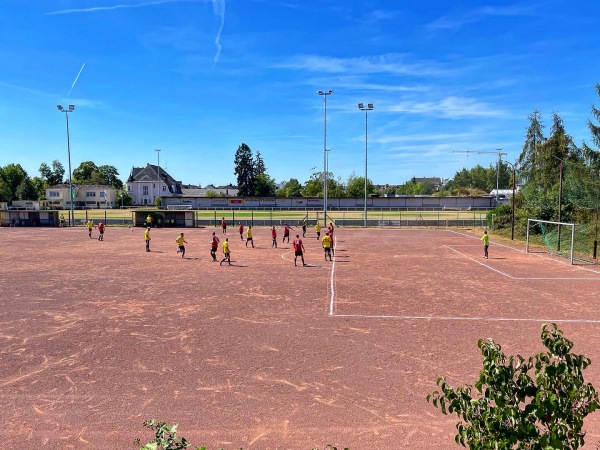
[155,148,161,206]
[317,90,333,227]
[504,160,517,240]
[57,104,75,226]
[358,103,373,227]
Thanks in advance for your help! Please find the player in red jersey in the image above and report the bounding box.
[293,234,307,266]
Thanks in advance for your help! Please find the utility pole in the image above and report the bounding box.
[453,149,508,203]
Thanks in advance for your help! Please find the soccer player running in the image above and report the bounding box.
[328,222,335,255]
[315,222,321,240]
[144,227,151,252]
[271,226,277,248]
[293,234,307,266]
[481,230,490,259]
[322,231,332,261]
[210,231,220,261]
[176,232,187,258]
[246,226,254,247]
[220,238,231,265]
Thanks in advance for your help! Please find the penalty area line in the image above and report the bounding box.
[331,314,600,323]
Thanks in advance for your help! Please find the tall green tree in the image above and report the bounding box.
[0,177,12,202]
[345,173,375,198]
[582,83,600,171]
[234,143,255,196]
[536,112,580,193]
[276,178,303,197]
[15,177,37,200]
[39,160,65,186]
[254,151,266,176]
[72,161,99,184]
[254,173,276,196]
[96,165,124,189]
[0,164,29,201]
[517,110,545,183]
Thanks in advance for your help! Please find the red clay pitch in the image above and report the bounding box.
[1,226,600,449]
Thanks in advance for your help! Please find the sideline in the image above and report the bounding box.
[328,236,337,315]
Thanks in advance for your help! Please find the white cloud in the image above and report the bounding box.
[388,96,506,118]
[275,54,450,77]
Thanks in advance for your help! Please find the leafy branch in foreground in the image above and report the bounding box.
[427,323,599,449]
[134,419,348,450]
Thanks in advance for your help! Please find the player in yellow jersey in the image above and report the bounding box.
[245,226,254,248]
[87,219,94,238]
[322,232,332,261]
[481,230,489,259]
[144,227,151,252]
[220,238,231,265]
[175,232,188,258]
[314,222,321,240]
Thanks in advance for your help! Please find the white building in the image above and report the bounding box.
[126,164,183,206]
[46,184,117,209]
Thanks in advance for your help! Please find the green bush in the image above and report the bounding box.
[427,323,598,449]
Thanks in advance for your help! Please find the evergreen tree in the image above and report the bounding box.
[254,151,266,176]
[234,143,255,196]
[582,83,600,171]
[517,110,545,183]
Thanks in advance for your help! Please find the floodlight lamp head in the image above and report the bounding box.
[317,90,324,95]
[358,103,364,109]
[57,105,64,111]
[367,103,373,109]
[68,105,75,111]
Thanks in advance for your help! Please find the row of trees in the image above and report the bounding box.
[0,160,124,203]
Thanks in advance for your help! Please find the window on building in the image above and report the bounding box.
[143,186,148,195]
[49,191,60,197]
[162,185,166,192]
[86,192,96,197]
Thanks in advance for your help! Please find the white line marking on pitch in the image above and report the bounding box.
[444,244,600,281]
[329,236,337,315]
[332,314,600,323]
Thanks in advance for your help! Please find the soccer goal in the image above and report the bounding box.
[526,219,576,264]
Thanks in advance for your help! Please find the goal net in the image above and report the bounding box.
[526,219,591,264]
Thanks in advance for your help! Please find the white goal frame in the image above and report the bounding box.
[526,219,576,264]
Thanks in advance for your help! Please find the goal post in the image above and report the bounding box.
[526,219,575,264]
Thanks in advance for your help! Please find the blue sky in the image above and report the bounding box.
[1,1,599,188]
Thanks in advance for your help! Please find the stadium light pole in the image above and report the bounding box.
[57,104,75,227]
[155,148,161,206]
[504,160,517,240]
[317,90,333,227]
[358,103,373,227]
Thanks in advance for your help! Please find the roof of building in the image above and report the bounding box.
[48,184,115,190]
[128,164,178,184]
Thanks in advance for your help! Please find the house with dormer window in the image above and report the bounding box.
[126,164,183,205]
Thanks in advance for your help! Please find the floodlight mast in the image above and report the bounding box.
[57,104,75,226]
[358,103,374,227]
[317,90,333,227]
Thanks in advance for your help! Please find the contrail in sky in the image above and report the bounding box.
[68,63,86,96]
[211,0,225,65]
[47,0,182,15]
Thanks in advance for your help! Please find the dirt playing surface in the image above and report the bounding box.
[1,226,600,449]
